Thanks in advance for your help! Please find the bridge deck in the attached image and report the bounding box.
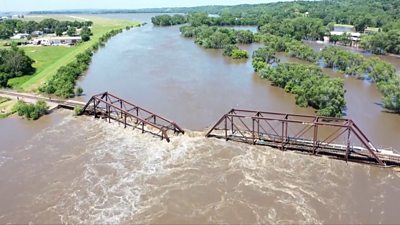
[0,89,85,110]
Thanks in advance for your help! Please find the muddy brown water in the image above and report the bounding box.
[1,13,400,224]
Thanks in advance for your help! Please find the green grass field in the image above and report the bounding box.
[7,15,139,91]
[0,97,16,118]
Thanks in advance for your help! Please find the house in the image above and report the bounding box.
[364,27,380,34]
[31,31,44,37]
[32,36,82,46]
[0,16,11,21]
[329,31,361,41]
[333,24,355,33]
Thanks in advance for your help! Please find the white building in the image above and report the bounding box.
[32,36,82,46]
[330,31,361,41]
[10,33,30,40]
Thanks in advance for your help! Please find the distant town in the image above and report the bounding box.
[1,14,90,46]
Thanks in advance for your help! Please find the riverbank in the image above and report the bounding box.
[5,15,140,92]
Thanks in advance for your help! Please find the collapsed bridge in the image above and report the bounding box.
[81,92,184,142]
[79,93,400,166]
[206,109,400,166]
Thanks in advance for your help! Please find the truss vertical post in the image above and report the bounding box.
[136,108,139,124]
[252,118,255,145]
[313,124,318,154]
[107,105,110,123]
[281,121,285,150]
[346,125,351,162]
[120,100,123,118]
[93,99,96,118]
[231,115,234,135]
[224,115,228,140]
[284,120,288,147]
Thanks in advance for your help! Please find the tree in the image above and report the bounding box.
[235,30,254,44]
[75,86,83,96]
[223,44,239,56]
[252,46,278,64]
[231,49,248,59]
[0,45,35,87]
[67,27,76,36]
[0,73,8,87]
[0,23,13,39]
[80,33,89,41]
[12,100,48,120]
[80,26,92,42]
[55,26,63,36]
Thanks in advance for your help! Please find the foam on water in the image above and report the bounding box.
[56,118,208,224]
[54,117,335,224]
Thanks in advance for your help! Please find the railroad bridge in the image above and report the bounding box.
[206,109,400,166]
[81,92,184,142]
[79,92,400,167]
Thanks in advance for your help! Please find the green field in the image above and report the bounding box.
[7,15,139,91]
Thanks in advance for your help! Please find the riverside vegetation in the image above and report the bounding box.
[151,0,400,115]
[0,16,138,96]
[12,100,49,120]
[179,25,252,60]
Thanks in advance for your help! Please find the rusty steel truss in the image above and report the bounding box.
[206,109,400,166]
[81,92,184,142]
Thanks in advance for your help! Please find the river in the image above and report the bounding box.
[0,13,400,224]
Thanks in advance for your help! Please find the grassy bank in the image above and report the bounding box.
[0,97,16,118]
[7,15,139,91]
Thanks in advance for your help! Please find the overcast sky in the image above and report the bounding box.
[0,0,285,12]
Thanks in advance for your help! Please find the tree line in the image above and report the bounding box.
[0,18,93,41]
[151,14,187,26]
[150,0,400,112]
[0,44,35,87]
[360,29,400,55]
[145,0,398,30]
[153,0,400,55]
[320,46,399,111]
[180,25,251,60]
[251,44,346,117]
[260,63,346,117]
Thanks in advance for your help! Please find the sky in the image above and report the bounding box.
[0,0,281,12]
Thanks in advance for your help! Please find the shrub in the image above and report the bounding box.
[231,49,248,59]
[12,100,49,120]
[74,106,83,116]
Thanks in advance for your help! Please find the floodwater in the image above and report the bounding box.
[1,13,400,224]
[1,110,400,224]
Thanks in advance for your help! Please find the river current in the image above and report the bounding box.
[0,13,400,224]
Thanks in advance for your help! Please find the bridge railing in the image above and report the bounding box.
[81,92,184,142]
[206,109,385,166]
